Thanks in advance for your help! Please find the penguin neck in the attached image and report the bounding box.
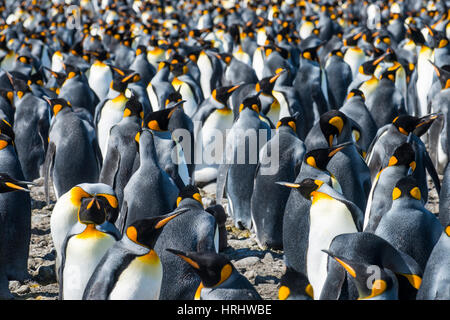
[139,133,161,169]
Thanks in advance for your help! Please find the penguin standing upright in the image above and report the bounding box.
[251,116,305,250]
[325,49,353,109]
[0,172,33,299]
[87,50,112,102]
[364,143,417,232]
[417,224,450,300]
[50,183,119,276]
[197,49,222,100]
[375,176,443,270]
[166,249,262,300]
[222,94,271,230]
[83,210,187,300]
[11,77,49,181]
[116,129,179,234]
[99,95,143,207]
[155,185,217,300]
[44,98,102,200]
[278,178,362,299]
[59,196,120,300]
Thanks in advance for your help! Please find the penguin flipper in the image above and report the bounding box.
[94,99,107,128]
[423,148,441,194]
[44,142,56,204]
[37,117,50,153]
[99,144,120,188]
[216,163,230,204]
[319,258,347,300]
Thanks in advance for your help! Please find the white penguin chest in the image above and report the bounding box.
[201,109,234,148]
[97,97,127,153]
[307,197,358,299]
[50,197,78,259]
[88,64,112,100]
[109,254,163,300]
[63,232,116,300]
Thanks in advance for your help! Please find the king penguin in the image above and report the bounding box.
[166,249,262,300]
[82,210,187,300]
[277,178,363,299]
[59,196,120,300]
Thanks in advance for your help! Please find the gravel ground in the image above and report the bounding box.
[8,175,441,300]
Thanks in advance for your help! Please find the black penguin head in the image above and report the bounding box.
[322,250,395,300]
[28,70,45,87]
[62,63,81,80]
[166,249,233,288]
[143,100,185,131]
[343,31,363,46]
[379,66,400,82]
[359,54,386,75]
[16,54,33,66]
[126,209,187,249]
[276,178,324,199]
[392,114,439,136]
[44,67,67,87]
[110,66,141,92]
[392,176,422,201]
[257,69,286,94]
[77,196,107,226]
[0,118,14,141]
[135,45,147,56]
[429,61,450,89]
[123,94,144,119]
[303,142,353,170]
[276,116,297,132]
[301,47,319,62]
[426,25,449,49]
[329,49,344,59]
[45,97,71,117]
[279,268,314,300]
[346,88,365,101]
[165,90,183,108]
[212,85,241,105]
[0,172,32,193]
[406,25,426,45]
[176,184,202,207]
[205,205,227,226]
[239,93,261,114]
[215,53,233,65]
[387,143,416,171]
[11,78,31,99]
[170,62,189,77]
[319,110,347,147]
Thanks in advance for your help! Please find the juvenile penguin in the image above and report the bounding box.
[417,224,450,300]
[166,249,262,300]
[251,116,305,250]
[44,98,102,200]
[278,178,363,299]
[83,210,187,300]
[155,185,217,300]
[375,176,443,270]
[59,196,119,300]
[116,129,179,233]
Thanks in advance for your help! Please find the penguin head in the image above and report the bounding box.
[11,78,31,100]
[28,70,45,87]
[212,85,241,105]
[43,67,67,89]
[176,184,202,207]
[429,61,450,90]
[392,176,422,201]
[392,114,439,136]
[110,66,141,92]
[77,196,107,226]
[323,250,396,300]
[143,100,185,131]
[239,93,261,114]
[205,204,227,226]
[166,249,234,288]
[358,54,387,76]
[303,142,353,170]
[45,97,71,117]
[319,110,347,147]
[276,116,297,132]
[215,52,233,65]
[165,90,183,108]
[170,62,189,77]
[126,209,188,249]
[256,69,286,94]
[123,94,144,119]
[0,170,32,193]
[406,25,426,46]
[426,25,449,49]
[0,118,14,141]
[135,45,147,56]
[62,63,82,80]
[300,47,319,62]
[279,268,314,300]
[388,143,416,171]
[343,31,362,46]
[379,66,400,82]
[276,178,324,200]
[346,88,365,101]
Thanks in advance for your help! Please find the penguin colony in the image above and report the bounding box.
[0,0,448,301]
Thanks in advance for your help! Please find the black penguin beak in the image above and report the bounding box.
[154,207,189,229]
[166,248,201,270]
[328,141,353,157]
[171,100,186,109]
